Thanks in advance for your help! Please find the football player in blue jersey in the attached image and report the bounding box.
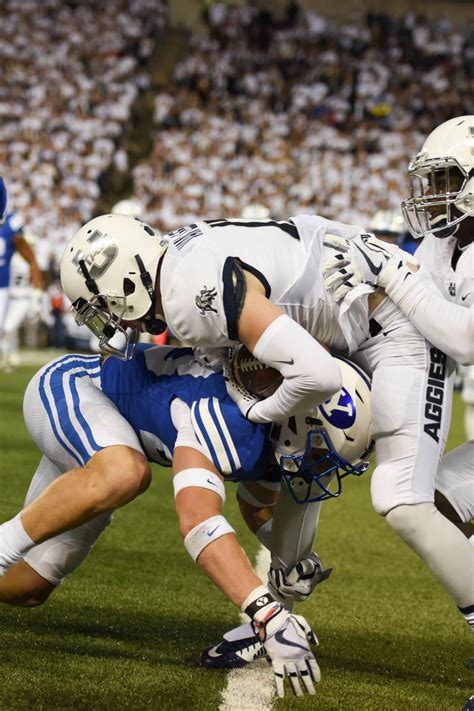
[59,207,474,642]
[0,344,373,697]
[0,181,43,356]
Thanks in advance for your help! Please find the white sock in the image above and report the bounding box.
[0,513,35,573]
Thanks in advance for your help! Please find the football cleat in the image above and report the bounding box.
[200,622,266,669]
[462,695,474,711]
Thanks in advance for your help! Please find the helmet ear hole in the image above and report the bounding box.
[123,278,135,296]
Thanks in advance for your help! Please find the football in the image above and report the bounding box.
[232,345,283,398]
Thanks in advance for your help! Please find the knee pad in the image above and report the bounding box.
[370,462,433,516]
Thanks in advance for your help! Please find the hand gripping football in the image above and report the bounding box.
[232,346,283,398]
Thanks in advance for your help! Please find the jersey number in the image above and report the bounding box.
[72,229,118,278]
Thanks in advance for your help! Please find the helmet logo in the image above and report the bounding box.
[319,388,356,429]
[72,229,118,279]
[195,285,218,316]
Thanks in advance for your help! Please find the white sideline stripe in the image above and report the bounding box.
[219,546,274,711]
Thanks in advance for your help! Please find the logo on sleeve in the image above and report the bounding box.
[196,286,218,316]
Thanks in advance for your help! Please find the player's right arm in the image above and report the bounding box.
[236,271,341,422]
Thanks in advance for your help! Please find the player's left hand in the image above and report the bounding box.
[194,346,229,371]
[222,356,260,419]
[323,233,406,302]
[268,552,332,604]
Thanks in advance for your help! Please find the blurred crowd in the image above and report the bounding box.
[133,3,473,230]
[0,0,168,268]
[1,1,473,358]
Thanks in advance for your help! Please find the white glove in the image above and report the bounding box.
[222,356,260,419]
[268,553,333,604]
[323,233,410,302]
[29,288,43,323]
[193,347,229,371]
[252,603,320,697]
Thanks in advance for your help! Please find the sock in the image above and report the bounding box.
[0,513,35,573]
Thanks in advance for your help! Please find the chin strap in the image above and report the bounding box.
[78,259,99,295]
[134,253,167,335]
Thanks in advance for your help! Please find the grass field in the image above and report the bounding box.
[0,363,472,710]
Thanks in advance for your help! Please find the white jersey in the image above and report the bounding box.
[160,215,368,353]
[416,234,474,308]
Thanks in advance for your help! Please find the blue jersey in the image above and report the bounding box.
[100,345,271,481]
[0,212,23,288]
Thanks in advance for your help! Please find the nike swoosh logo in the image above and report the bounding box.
[207,525,221,537]
[353,243,382,276]
[207,647,223,658]
[461,293,471,302]
[383,327,400,337]
[274,358,294,366]
[274,629,309,652]
[207,479,218,486]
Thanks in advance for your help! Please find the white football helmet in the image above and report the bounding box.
[272,356,373,503]
[402,115,474,239]
[60,214,168,360]
[111,198,144,219]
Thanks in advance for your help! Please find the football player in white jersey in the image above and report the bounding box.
[0,345,373,697]
[57,202,474,638]
[323,115,474,629]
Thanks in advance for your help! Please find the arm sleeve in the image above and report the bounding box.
[385,266,474,365]
[247,314,342,423]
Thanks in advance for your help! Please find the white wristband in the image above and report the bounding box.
[184,514,235,562]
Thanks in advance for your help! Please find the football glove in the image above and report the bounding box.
[323,233,410,302]
[268,553,333,604]
[193,346,228,371]
[222,356,260,419]
[252,602,320,698]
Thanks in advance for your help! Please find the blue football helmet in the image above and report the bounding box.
[273,356,374,503]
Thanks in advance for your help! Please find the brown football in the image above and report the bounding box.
[232,346,283,398]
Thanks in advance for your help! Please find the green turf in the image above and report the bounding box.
[0,365,472,710]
